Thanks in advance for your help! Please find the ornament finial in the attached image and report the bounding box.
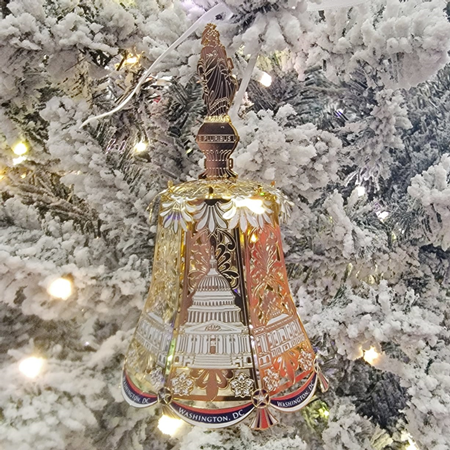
[196,24,240,180]
[197,24,237,117]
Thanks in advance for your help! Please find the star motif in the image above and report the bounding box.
[252,389,270,408]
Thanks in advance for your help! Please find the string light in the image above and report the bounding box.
[19,356,44,379]
[355,185,366,197]
[376,211,389,221]
[157,415,183,436]
[406,441,419,450]
[47,277,73,300]
[258,72,272,87]
[363,347,380,365]
[134,141,147,153]
[405,435,419,450]
[13,156,27,165]
[125,55,139,65]
[12,142,28,156]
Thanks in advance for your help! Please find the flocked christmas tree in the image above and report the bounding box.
[2,0,450,449]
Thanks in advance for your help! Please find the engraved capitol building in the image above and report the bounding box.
[173,255,253,369]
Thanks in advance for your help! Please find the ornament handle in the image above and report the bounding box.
[195,24,240,179]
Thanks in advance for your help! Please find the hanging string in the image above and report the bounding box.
[80,3,233,128]
[229,50,259,121]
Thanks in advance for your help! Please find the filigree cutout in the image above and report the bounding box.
[193,368,234,400]
[215,229,240,290]
[248,227,294,325]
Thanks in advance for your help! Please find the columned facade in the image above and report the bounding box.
[173,255,253,369]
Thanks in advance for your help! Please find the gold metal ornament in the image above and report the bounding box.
[122,23,328,430]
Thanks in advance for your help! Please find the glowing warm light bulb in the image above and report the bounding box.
[363,347,380,365]
[377,211,389,221]
[355,185,366,197]
[406,436,419,450]
[13,156,27,165]
[47,277,73,300]
[235,198,265,214]
[134,141,147,153]
[125,55,139,64]
[259,72,272,87]
[13,142,28,156]
[19,356,44,379]
[157,415,183,436]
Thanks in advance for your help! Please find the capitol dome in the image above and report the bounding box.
[197,256,230,292]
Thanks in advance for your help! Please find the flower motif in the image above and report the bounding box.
[160,196,196,232]
[276,193,294,224]
[146,366,164,391]
[298,349,314,371]
[171,372,195,396]
[230,372,254,398]
[221,197,273,232]
[194,201,227,232]
[263,368,280,392]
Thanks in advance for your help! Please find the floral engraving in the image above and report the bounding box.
[230,372,254,398]
[262,368,280,392]
[160,196,195,232]
[146,366,164,390]
[299,348,315,371]
[277,193,294,224]
[194,201,227,232]
[221,197,273,232]
[171,372,195,396]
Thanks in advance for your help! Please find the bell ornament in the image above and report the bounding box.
[122,23,328,430]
